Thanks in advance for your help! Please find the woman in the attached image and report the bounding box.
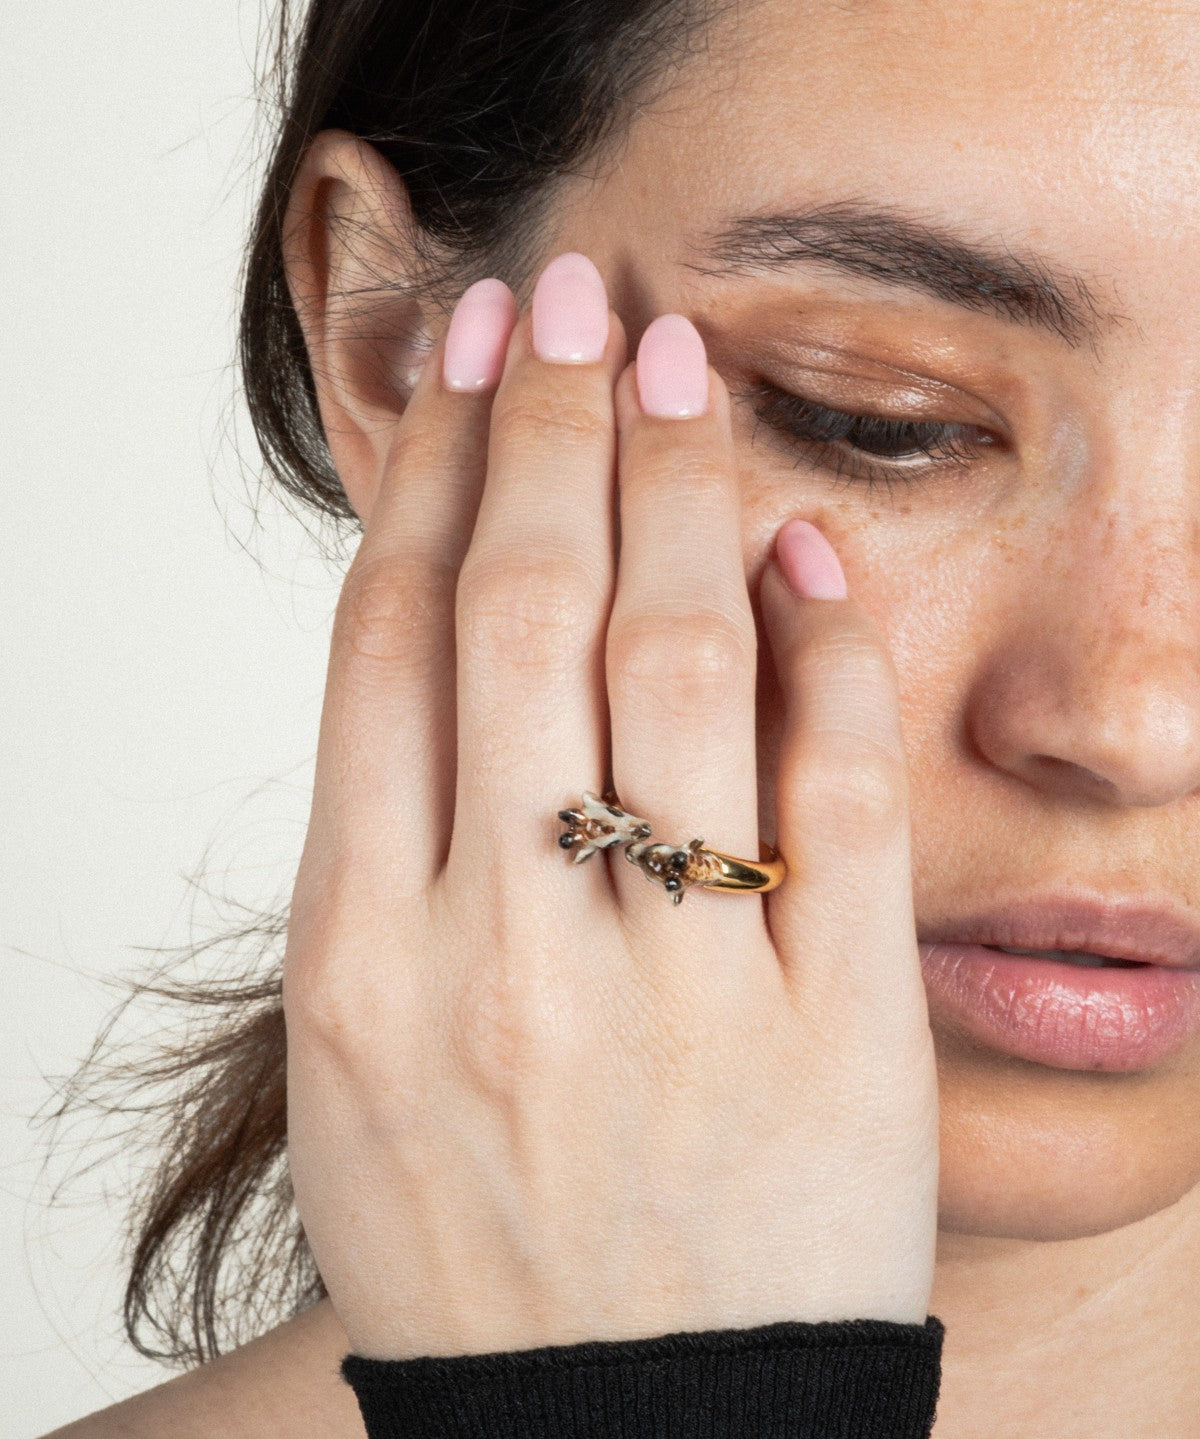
[44,0,1200,1433]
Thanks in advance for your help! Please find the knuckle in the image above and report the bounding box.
[457,552,603,671]
[445,959,576,1098]
[493,390,610,453]
[792,743,908,838]
[635,455,731,507]
[608,609,754,719]
[336,556,450,673]
[281,880,428,1067]
[386,419,453,480]
[282,950,363,1059]
[803,626,897,694]
[284,942,427,1078]
[449,996,534,1095]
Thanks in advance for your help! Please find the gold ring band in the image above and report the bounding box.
[671,841,787,893]
[556,789,787,905]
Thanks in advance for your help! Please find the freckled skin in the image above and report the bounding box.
[527,1,1200,1431]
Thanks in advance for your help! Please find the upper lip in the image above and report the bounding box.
[918,893,1200,969]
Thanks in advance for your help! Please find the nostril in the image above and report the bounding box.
[1037,756,1115,791]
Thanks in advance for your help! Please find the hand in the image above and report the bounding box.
[282,251,940,1361]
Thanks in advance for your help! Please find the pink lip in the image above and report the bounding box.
[918,943,1200,1071]
[916,894,1200,1071]
[918,894,1200,970]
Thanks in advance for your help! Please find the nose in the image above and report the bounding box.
[966,506,1200,808]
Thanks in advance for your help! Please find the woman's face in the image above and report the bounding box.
[535,0,1200,1243]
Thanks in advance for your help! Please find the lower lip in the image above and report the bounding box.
[918,943,1200,1071]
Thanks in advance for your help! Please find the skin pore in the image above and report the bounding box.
[46,1,1200,1435]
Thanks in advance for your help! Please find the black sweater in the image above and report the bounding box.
[341,1313,945,1437]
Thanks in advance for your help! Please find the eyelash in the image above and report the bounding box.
[744,381,999,497]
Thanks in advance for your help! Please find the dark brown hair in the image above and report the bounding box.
[41,0,722,1369]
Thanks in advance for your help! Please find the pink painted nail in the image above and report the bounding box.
[442,278,518,391]
[531,252,610,363]
[775,519,848,600]
[636,314,709,418]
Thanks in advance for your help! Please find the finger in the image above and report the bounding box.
[311,278,518,892]
[605,315,764,954]
[444,253,629,910]
[757,521,927,1029]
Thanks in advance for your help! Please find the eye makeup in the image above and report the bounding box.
[738,378,1003,497]
[703,300,1020,499]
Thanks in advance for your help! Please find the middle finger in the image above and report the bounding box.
[606,315,763,949]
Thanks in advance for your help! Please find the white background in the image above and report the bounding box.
[3,4,352,1431]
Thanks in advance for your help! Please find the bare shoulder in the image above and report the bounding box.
[39,1299,364,1439]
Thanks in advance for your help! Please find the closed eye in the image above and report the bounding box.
[740,381,1002,497]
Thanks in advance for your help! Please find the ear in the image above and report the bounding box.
[280,129,437,526]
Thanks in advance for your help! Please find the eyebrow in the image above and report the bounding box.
[685,200,1125,348]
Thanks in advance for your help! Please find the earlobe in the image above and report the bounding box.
[280,128,434,525]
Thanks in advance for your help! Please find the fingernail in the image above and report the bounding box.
[531,252,610,363]
[442,278,517,391]
[776,518,848,599]
[636,314,709,418]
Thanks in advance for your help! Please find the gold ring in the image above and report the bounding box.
[556,789,787,906]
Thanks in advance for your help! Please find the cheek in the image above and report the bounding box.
[847,521,1007,704]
